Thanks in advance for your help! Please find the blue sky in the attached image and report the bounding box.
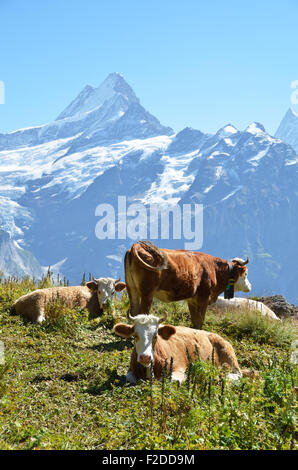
[0,0,298,135]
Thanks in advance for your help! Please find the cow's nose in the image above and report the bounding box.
[139,354,151,365]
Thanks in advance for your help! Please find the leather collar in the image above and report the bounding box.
[228,261,235,278]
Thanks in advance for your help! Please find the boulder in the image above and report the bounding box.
[258,295,298,319]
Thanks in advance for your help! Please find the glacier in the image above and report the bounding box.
[1,73,298,304]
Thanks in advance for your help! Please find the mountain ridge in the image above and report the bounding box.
[0,72,173,151]
[275,107,298,154]
[1,74,298,303]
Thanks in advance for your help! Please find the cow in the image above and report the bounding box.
[214,297,280,321]
[124,240,251,329]
[12,277,126,323]
[114,313,243,384]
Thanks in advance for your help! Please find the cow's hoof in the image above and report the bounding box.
[37,312,45,323]
[171,371,185,383]
[227,371,242,384]
[126,371,137,385]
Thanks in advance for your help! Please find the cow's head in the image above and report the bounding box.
[231,257,251,292]
[86,277,126,312]
[114,313,176,367]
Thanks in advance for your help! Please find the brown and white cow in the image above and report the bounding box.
[114,313,242,384]
[124,241,251,329]
[12,277,126,323]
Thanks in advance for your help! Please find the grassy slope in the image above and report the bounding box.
[0,277,297,450]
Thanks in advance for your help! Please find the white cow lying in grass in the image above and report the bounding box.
[213,297,280,321]
[11,277,126,323]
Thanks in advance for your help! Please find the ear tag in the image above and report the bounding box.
[224,278,235,299]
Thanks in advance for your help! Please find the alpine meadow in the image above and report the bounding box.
[0,0,298,454]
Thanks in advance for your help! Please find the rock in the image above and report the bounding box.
[258,295,298,319]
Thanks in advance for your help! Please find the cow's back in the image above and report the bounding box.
[14,286,92,314]
[156,326,215,366]
[126,244,220,301]
[160,251,221,300]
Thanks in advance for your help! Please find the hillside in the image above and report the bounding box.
[0,277,297,450]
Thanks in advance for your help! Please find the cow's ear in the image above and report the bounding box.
[115,282,126,292]
[86,281,98,291]
[114,323,134,338]
[158,325,176,340]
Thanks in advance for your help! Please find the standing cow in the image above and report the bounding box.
[114,313,243,384]
[124,241,251,329]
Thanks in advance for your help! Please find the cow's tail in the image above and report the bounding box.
[124,250,132,280]
[132,240,168,272]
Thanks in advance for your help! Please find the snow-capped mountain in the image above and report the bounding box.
[181,122,298,300]
[0,73,172,151]
[56,72,139,120]
[275,107,298,154]
[1,73,298,303]
[0,230,42,279]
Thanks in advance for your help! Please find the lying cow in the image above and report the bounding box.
[114,313,243,384]
[214,297,280,321]
[124,240,251,329]
[11,277,126,323]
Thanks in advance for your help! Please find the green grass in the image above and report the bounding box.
[0,277,297,450]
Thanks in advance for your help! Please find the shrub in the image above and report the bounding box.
[42,299,89,336]
[204,309,296,349]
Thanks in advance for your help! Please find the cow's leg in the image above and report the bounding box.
[25,306,45,323]
[171,369,185,384]
[207,333,242,383]
[137,274,157,315]
[126,284,141,317]
[187,300,207,329]
[37,309,45,324]
[125,252,142,316]
[139,292,154,315]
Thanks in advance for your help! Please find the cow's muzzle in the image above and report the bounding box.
[139,354,152,367]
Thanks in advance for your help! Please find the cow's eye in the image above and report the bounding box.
[134,334,139,342]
